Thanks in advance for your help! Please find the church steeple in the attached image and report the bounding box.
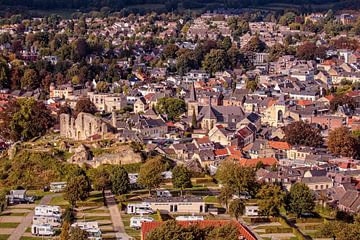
[189,82,197,101]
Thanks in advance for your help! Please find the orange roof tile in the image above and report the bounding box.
[297,100,313,106]
[239,157,278,167]
[214,148,229,156]
[268,99,277,107]
[324,95,335,101]
[268,141,291,150]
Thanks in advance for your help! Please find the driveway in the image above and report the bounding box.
[104,190,133,240]
[7,193,60,240]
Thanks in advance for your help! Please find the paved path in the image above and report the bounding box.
[8,193,60,240]
[104,190,133,240]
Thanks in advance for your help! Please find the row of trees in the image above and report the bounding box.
[217,160,316,218]
[283,120,360,159]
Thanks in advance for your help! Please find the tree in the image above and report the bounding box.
[172,165,192,196]
[241,35,267,53]
[246,79,258,92]
[0,190,7,213]
[218,186,234,211]
[330,94,355,112]
[21,69,39,90]
[96,81,109,93]
[256,184,285,217]
[285,183,315,217]
[217,160,257,196]
[88,165,111,196]
[296,41,325,60]
[328,127,359,158]
[75,98,97,116]
[60,221,70,240]
[284,121,323,147]
[69,226,88,240]
[279,12,297,26]
[138,156,166,195]
[163,44,179,59]
[64,175,91,207]
[111,165,130,195]
[202,49,228,75]
[0,58,10,89]
[228,17,250,40]
[0,98,54,141]
[176,49,198,75]
[156,98,186,120]
[229,199,245,220]
[207,223,240,240]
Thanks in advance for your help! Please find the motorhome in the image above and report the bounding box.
[130,216,154,229]
[7,190,35,204]
[32,215,61,227]
[175,216,204,221]
[31,224,55,236]
[71,222,102,240]
[35,205,61,218]
[126,203,153,215]
[50,182,67,192]
[156,190,172,198]
[245,205,259,216]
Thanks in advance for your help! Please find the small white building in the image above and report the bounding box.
[130,216,154,229]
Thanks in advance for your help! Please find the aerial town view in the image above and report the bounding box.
[0,0,360,239]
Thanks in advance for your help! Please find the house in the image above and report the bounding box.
[134,97,148,114]
[338,190,360,214]
[301,176,333,191]
[239,157,278,167]
[144,196,206,214]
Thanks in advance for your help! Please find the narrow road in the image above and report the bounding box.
[8,193,60,240]
[104,190,133,240]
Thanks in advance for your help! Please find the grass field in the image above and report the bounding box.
[0,235,10,240]
[0,222,20,228]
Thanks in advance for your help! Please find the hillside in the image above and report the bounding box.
[0,0,359,12]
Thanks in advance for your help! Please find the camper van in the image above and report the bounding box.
[71,222,102,240]
[175,216,204,221]
[35,205,61,218]
[126,203,153,215]
[50,182,67,192]
[7,190,35,204]
[156,190,172,198]
[31,224,55,236]
[130,216,154,229]
[32,215,61,227]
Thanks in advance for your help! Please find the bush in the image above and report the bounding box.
[192,177,214,184]
[264,227,292,234]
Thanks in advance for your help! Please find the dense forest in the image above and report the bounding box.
[0,0,359,11]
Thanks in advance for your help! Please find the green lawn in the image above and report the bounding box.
[0,212,28,217]
[0,222,20,228]
[76,215,111,221]
[49,195,68,207]
[121,212,159,240]
[20,237,43,240]
[0,235,10,240]
[203,195,218,203]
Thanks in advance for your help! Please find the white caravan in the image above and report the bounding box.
[126,203,153,215]
[156,190,172,198]
[130,216,154,229]
[175,216,204,221]
[50,182,67,192]
[35,205,61,218]
[71,222,102,240]
[31,224,55,236]
[32,215,62,227]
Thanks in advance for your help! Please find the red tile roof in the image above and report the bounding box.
[214,148,229,156]
[239,157,278,167]
[268,141,291,150]
[141,220,257,240]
